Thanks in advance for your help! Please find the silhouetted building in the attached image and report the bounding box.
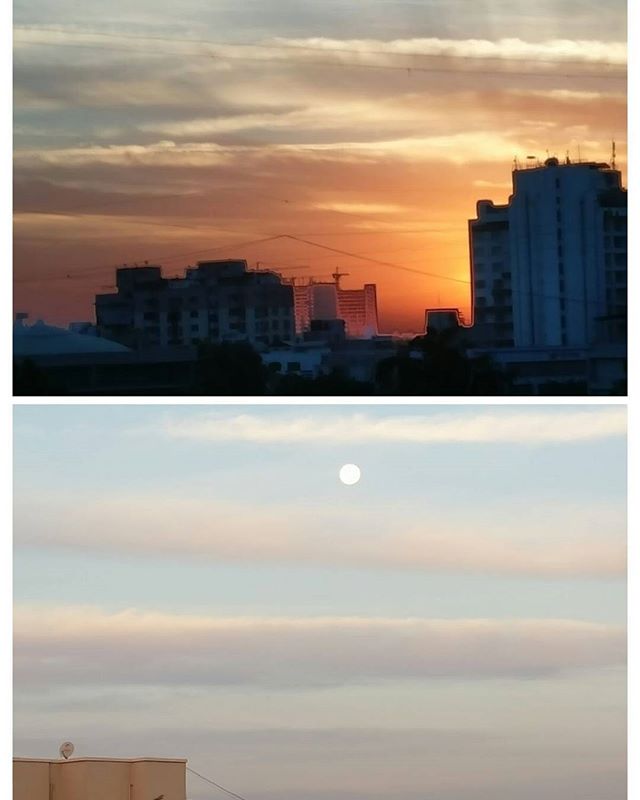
[291,278,379,338]
[424,308,465,334]
[469,201,512,347]
[470,158,627,349]
[96,260,295,349]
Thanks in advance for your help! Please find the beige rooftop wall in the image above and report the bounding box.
[13,759,49,800]
[13,757,187,800]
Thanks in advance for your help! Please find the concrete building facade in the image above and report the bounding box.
[469,158,627,350]
[13,757,187,800]
[96,260,295,349]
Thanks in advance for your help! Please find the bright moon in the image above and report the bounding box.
[339,464,361,485]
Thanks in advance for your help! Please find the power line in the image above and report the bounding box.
[15,229,621,310]
[13,234,287,284]
[278,233,471,284]
[187,767,250,800]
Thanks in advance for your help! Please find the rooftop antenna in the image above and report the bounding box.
[59,742,75,760]
[611,139,616,169]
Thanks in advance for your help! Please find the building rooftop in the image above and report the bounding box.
[14,319,131,357]
[14,757,187,764]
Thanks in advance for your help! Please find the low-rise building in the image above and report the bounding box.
[13,756,186,800]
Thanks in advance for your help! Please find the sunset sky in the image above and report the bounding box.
[13,0,627,331]
[14,405,626,800]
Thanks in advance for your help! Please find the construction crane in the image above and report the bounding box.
[332,267,349,288]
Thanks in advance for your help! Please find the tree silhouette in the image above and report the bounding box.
[192,341,268,395]
[375,329,514,395]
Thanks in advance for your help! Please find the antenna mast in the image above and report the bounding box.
[611,139,616,169]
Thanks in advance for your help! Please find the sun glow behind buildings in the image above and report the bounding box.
[12,5,627,332]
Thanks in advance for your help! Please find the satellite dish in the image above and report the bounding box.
[59,742,75,760]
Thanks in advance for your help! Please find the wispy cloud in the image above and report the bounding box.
[14,607,625,687]
[13,28,627,67]
[313,201,407,215]
[272,36,627,67]
[14,491,626,578]
[160,408,626,445]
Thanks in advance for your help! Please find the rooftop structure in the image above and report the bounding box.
[14,317,130,357]
[13,756,186,800]
[424,308,466,334]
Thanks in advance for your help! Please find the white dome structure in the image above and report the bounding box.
[14,318,130,357]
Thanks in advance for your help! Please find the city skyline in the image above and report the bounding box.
[13,0,627,332]
[14,405,627,800]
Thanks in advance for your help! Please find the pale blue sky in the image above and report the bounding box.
[14,405,626,800]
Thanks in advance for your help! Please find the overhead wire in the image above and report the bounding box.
[187,767,251,800]
[15,230,621,311]
[13,27,625,308]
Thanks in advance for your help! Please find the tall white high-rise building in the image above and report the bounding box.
[470,158,627,350]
